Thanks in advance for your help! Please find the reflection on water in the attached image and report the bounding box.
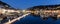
[13,14,60,24]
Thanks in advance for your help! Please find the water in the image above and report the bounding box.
[13,14,60,24]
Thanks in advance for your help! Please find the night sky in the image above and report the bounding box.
[1,0,60,9]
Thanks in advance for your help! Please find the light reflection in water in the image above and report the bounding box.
[12,14,60,24]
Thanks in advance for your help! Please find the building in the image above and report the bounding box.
[28,4,60,20]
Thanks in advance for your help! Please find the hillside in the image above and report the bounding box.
[28,4,60,11]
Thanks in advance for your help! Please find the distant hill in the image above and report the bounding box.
[0,1,21,10]
[0,1,11,7]
[28,4,60,10]
[0,1,21,21]
[27,4,60,16]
